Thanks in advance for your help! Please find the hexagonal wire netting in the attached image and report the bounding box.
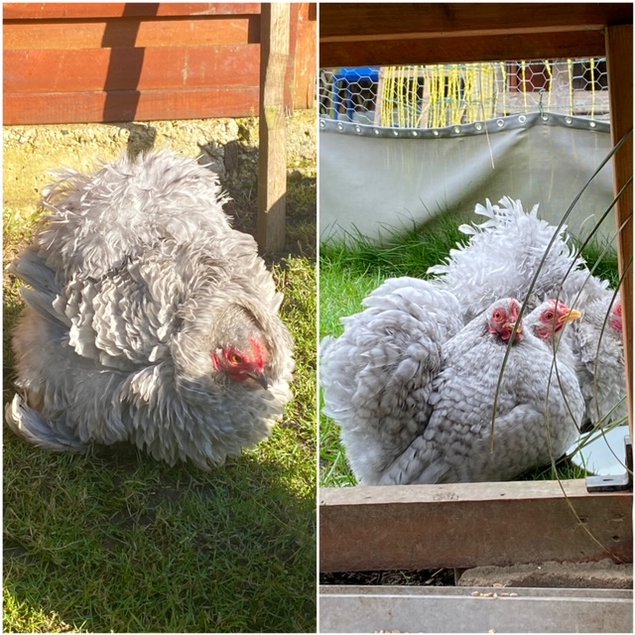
[319,58,609,128]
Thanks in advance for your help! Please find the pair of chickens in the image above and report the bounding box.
[5,151,626,483]
[321,197,626,485]
[6,150,295,470]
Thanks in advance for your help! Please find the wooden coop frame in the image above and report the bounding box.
[3,2,317,251]
[319,1,633,582]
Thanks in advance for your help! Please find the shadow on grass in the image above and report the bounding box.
[209,140,317,262]
[3,291,21,403]
[3,430,316,633]
[3,286,316,634]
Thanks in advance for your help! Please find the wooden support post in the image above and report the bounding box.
[605,25,633,433]
[320,481,632,573]
[257,2,290,252]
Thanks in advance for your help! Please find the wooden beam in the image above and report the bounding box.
[319,3,632,67]
[605,25,633,435]
[320,586,634,634]
[320,3,633,39]
[320,30,606,68]
[320,481,632,572]
[257,2,290,251]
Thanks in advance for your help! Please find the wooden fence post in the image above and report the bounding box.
[257,2,290,252]
[605,24,633,433]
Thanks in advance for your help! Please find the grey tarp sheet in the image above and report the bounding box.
[319,113,618,245]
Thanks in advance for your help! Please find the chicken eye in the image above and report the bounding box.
[227,352,243,365]
[544,311,554,321]
[493,310,504,321]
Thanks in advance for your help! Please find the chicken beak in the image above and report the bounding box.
[247,370,270,390]
[508,321,523,337]
[559,308,583,325]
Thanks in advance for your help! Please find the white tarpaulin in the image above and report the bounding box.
[319,113,618,245]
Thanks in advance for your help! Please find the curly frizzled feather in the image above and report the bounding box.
[8,149,295,469]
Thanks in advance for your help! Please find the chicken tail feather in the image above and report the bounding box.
[5,394,87,452]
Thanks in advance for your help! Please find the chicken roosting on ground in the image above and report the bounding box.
[322,288,584,484]
[428,196,626,430]
[321,197,624,484]
[320,277,463,484]
[6,150,295,469]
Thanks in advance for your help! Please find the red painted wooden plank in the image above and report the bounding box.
[4,45,260,92]
[290,3,316,108]
[3,3,261,20]
[4,16,259,50]
[3,87,261,124]
[2,2,315,123]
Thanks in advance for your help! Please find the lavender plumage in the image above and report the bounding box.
[321,290,584,485]
[428,196,626,429]
[320,277,463,483]
[6,150,294,469]
[375,299,583,485]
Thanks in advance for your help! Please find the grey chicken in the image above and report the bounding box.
[6,150,294,469]
[377,298,584,485]
[571,295,626,429]
[319,277,463,484]
[525,297,580,371]
[428,196,626,429]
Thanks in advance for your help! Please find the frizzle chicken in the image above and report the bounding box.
[321,281,584,484]
[428,196,626,429]
[319,277,463,484]
[377,298,583,485]
[6,150,294,469]
[525,298,580,371]
[571,295,626,429]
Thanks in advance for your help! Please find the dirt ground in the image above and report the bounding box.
[321,559,633,590]
[3,109,317,258]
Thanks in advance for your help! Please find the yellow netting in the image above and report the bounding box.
[373,58,605,128]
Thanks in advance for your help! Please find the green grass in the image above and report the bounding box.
[572,237,621,289]
[319,216,621,487]
[3,257,316,634]
[3,125,317,632]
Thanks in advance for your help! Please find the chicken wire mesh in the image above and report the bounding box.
[319,58,610,128]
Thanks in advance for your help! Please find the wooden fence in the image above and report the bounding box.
[3,2,316,124]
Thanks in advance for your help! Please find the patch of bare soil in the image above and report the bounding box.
[321,568,457,586]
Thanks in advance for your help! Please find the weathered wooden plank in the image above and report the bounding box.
[3,3,261,20]
[320,30,608,68]
[3,16,259,49]
[3,4,314,124]
[320,481,633,572]
[3,87,260,125]
[320,3,633,39]
[605,24,633,435]
[4,46,260,92]
[288,2,317,109]
[257,2,290,251]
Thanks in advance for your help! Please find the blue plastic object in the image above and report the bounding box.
[332,67,380,121]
